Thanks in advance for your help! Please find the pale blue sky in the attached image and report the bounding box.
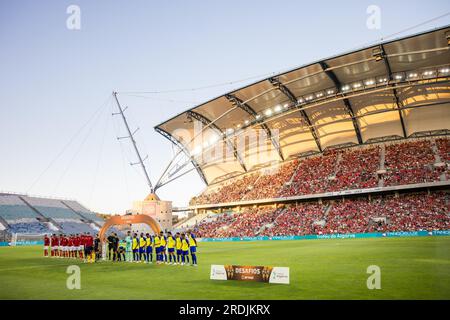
[1,0,449,214]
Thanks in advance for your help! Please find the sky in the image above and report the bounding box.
[0,0,449,214]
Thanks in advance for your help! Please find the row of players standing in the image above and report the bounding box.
[43,233,99,262]
[124,230,198,266]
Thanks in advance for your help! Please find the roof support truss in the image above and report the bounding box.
[187,110,247,172]
[225,94,285,161]
[379,44,408,138]
[268,77,323,152]
[319,62,363,144]
[155,127,208,186]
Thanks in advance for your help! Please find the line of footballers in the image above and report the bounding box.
[43,230,198,266]
[127,230,198,266]
[43,232,97,263]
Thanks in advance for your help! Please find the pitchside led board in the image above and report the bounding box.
[210,265,290,284]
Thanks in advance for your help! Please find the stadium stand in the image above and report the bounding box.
[0,194,40,220]
[55,219,98,234]
[259,203,327,236]
[191,138,449,205]
[0,193,104,236]
[62,200,105,224]
[194,191,449,238]
[24,196,80,219]
[436,138,450,163]
[384,140,440,186]
[7,220,51,234]
[243,161,298,200]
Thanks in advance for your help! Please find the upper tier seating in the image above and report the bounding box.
[23,197,79,219]
[0,195,39,221]
[62,200,104,224]
[192,138,449,205]
[384,140,440,186]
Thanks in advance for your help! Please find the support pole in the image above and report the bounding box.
[112,91,154,193]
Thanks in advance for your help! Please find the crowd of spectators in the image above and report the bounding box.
[280,151,338,196]
[191,138,449,205]
[259,203,326,236]
[193,192,449,238]
[192,173,259,204]
[436,138,450,163]
[384,140,439,186]
[327,147,380,192]
[243,161,298,200]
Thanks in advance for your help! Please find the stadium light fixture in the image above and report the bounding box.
[372,47,384,61]
[305,95,314,101]
[352,82,362,89]
[364,79,375,86]
[316,92,323,98]
[422,70,434,77]
[378,77,388,83]
[326,89,334,95]
[394,74,403,80]
[255,114,261,120]
[439,67,449,74]
[283,103,289,109]
[297,98,304,103]
[408,72,418,79]
[264,108,273,117]
[274,105,282,112]
[341,85,350,91]
[227,128,234,135]
[244,119,250,125]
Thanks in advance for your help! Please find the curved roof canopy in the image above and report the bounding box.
[155,26,450,186]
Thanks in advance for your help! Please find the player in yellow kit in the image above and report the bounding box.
[166,232,176,265]
[180,233,190,266]
[132,233,139,262]
[153,232,161,264]
[175,232,182,264]
[159,231,167,264]
[187,230,198,266]
[145,233,153,264]
[139,233,146,262]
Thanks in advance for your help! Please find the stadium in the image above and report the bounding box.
[1,2,450,302]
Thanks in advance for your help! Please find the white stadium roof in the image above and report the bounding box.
[155,26,450,186]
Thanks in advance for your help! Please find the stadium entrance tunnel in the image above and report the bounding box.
[98,214,162,242]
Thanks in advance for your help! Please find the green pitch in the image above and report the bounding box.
[0,236,449,300]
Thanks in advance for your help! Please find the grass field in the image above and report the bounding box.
[0,236,449,300]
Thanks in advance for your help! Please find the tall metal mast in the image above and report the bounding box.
[112,91,154,193]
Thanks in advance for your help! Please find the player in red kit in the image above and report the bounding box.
[73,234,80,259]
[51,234,58,257]
[60,234,68,258]
[43,234,50,257]
[58,234,63,258]
[85,233,94,263]
[80,233,86,260]
[68,235,74,258]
